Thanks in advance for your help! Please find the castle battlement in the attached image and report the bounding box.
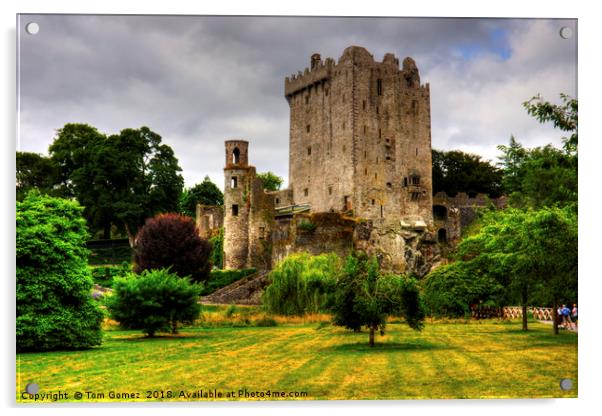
[284,57,335,97]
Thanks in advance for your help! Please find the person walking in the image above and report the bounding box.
[571,303,578,328]
[561,304,574,330]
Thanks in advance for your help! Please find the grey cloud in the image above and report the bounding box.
[18,15,577,189]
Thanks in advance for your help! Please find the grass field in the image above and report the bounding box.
[17,308,577,402]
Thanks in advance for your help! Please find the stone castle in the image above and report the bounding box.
[197,46,503,277]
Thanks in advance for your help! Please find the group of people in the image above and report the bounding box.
[558,304,578,330]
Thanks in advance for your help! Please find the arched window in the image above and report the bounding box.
[438,228,447,243]
[232,147,240,164]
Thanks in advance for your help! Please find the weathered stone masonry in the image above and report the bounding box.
[211,46,498,277]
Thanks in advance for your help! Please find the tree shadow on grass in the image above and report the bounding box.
[117,332,209,342]
[323,340,452,353]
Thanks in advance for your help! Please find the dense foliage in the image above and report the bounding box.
[201,268,257,296]
[422,261,504,317]
[90,262,132,288]
[16,152,62,201]
[498,94,577,209]
[497,137,577,209]
[16,192,104,351]
[432,149,503,198]
[105,269,202,336]
[262,252,341,315]
[179,176,224,217]
[256,171,284,191]
[48,123,184,243]
[331,253,424,346]
[456,206,577,332]
[208,227,224,269]
[134,213,212,282]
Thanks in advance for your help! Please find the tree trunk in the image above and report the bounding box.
[553,301,559,335]
[369,325,375,347]
[124,222,136,248]
[103,223,111,240]
[171,319,178,334]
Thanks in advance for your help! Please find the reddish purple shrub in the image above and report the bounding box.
[134,213,212,282]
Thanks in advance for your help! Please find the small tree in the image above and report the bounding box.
[134,213,212,282]
[256,171,284,191]
[332,253,425,347]
[105,269,202,336]
[17,192,103,351]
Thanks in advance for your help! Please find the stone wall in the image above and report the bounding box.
[432,191,507,245]
[271,213,355,266]
[196,204,223,239]
[247,175,275,270]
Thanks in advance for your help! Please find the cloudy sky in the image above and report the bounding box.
[17,15,577,190]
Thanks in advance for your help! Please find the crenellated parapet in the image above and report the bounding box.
[284,56,335,98]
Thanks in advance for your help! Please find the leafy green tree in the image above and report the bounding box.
[331,253,424,347]
[523,93,577,153]
[16,152,62,201]
[105,269,202,336]
[134,213,212,283]
[432,149,503,197]
[422,261,504,317]
[179,176,224,217]
[49,124,184,243]
[47,123,106,197]
[456,207,577,333]
[497,139,577,209]
[262,252,341,315]
[498,94,578,209]
[256,171,284,192]
[17,192,104,351]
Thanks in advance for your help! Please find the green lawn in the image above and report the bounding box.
[16,317,577,402]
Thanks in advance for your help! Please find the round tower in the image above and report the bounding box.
[223,140,250,269]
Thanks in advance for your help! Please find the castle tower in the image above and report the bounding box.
[223,140,251,269]
[284,46,433,226]
[223,139,275,270]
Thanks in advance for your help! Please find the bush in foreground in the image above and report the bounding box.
[17,192,103,351]
[105,268,202,336]
[134,213,212,282]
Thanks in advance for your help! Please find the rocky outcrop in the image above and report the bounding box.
[354,219,440,278]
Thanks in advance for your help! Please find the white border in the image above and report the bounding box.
[3,1,600,416]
